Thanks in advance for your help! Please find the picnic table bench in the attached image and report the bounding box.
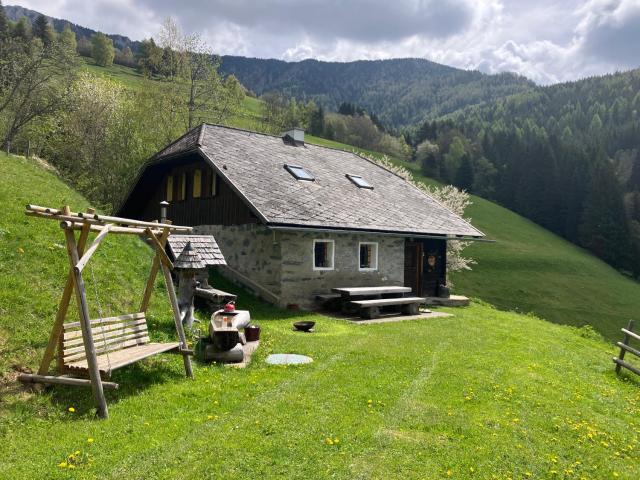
[331,286,425,319]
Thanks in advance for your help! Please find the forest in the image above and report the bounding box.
[407,69,640,274]
[219,55,535,128]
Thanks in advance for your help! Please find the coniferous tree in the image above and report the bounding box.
[309,105,325,136]
[32,15,54,46]
[137,38,162,76]
[422,151,439,178]
[579,161,632,269]
[0,1,9,41]
[455,154,474,191]
[628,157,640,191]
[12,17,31,42]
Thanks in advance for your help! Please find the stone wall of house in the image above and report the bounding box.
[195,225,405,310]
[195,224,282,302]
[278,231,405,309]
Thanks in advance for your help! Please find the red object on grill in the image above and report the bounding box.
[223,302,236,313]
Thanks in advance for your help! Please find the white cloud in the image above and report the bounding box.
[9,0,640,84]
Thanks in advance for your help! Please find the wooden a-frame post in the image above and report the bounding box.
[62,220,109,419]
[38,208,94,376]
[143,225,193,378]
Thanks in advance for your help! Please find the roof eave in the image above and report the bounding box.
[266,223,491,241]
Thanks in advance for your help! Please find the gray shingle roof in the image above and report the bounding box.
[159,124,484,238]
[167,235,226,266]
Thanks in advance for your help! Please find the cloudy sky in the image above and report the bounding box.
[10,0,640,84]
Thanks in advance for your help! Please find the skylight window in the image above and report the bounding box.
[346,174,373,189]
[285,164,315,181]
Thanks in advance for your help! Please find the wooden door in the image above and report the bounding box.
[423,239,446,297]
[404,241,423,295]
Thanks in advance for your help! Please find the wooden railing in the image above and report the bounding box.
[613,320,640,376]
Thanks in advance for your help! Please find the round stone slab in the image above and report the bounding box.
[266,353,313,365]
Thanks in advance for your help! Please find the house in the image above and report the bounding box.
[118,124,484,309]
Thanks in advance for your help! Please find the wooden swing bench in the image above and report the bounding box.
[61,312,179,377]
[18,204,195,418]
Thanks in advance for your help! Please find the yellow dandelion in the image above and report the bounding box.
[325,437,334,445]
[87,438,94,444]
[613,473,619,478]
[446,469,452,477]
[58,462,67,468]
[207,415,214,420]
[68,407,75,413]
[334,438,340,444]
[368,399,373,403]
[470,466,475,473]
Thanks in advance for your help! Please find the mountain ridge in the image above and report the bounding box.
[5,4,536,127]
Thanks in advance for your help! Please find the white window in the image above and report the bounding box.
[346,174,373,189]
[285,164,315,181]
[313,239,334,270]
[359,242,378,271]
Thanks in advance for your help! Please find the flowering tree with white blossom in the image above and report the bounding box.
[359,153,476,276]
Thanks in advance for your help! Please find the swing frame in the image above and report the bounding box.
[19,204,194,419]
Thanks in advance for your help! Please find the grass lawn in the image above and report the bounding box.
[1,152,640,479]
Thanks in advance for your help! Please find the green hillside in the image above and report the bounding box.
[56,61,640,340]
[0,154,176,374]
[81,58,265,132]
[384,159,640,341]
[1,152,639,479]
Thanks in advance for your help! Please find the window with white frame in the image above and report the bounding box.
[359,242,378,271]
[313,239,334,270]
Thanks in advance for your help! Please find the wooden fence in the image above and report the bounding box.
[613,320,640,376]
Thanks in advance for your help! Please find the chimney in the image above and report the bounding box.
[160,200,169,223]
[282,127,305,146]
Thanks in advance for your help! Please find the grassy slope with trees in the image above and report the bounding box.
[65,60,640,340]
[1,152,639,479]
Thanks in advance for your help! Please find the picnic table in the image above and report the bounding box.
[331,286,412,297]
[330,286,425,319]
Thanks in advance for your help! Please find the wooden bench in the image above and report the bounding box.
[315,293,342,310]
[61,312,179,377]
[350,297,426,319]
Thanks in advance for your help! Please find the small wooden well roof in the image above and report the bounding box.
[167,235,226,267]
